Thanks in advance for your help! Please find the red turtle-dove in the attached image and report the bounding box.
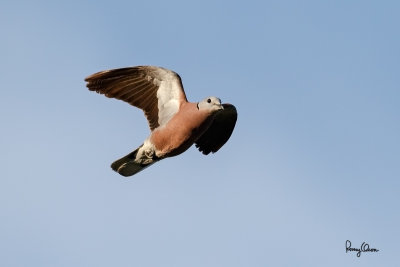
[85,66,237,177]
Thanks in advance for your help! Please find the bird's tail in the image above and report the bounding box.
[111,146,155,177]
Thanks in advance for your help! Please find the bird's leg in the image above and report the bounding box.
[135,139,159,165]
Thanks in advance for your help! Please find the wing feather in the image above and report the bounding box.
[195,104,237,155]
[85,66,187,131]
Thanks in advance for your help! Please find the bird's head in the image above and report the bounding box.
[197,96,224,113]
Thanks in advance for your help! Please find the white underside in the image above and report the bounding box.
[135,139,157,164]
[155,70,183,127]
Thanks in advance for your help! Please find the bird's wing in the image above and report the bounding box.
[195,104,237,155]
[85,66,187,131]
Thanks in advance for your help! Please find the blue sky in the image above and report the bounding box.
[1,0,399,266]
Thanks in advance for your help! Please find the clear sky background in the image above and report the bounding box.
[1,1,399,266]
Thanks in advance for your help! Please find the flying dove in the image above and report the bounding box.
[85,66,237,177]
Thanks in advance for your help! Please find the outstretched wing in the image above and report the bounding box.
[195,104,237,155]
[85,66,187,131]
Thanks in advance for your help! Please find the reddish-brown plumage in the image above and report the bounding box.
[150,102,215,157]
[85,66,237,176]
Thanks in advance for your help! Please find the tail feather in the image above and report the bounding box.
[111,147,154,177]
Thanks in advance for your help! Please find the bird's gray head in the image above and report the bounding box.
[197,96,223,112]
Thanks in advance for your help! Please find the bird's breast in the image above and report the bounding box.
[150,106,213,157]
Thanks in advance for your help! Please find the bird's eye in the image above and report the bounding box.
[207,98,211,103]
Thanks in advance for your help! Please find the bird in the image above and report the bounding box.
[85,66,237,177]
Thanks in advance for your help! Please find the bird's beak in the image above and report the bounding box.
[219,104,224,110]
